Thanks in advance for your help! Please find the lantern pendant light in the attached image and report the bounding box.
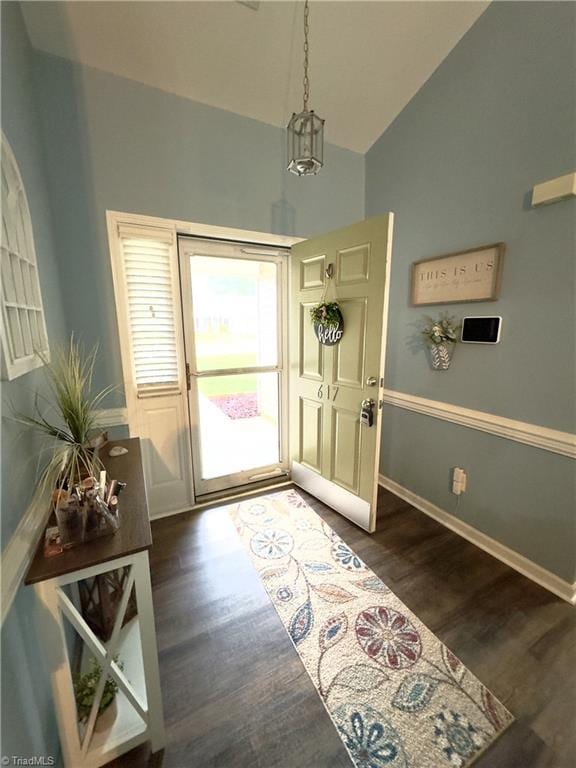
[287,0,325,176]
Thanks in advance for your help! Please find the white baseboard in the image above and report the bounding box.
[1,488,51,625]
[149,504,195,521]
[379,475,576,605]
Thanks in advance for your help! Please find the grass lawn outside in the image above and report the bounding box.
[199,374,256,396]
[196,350,258,396]
[195,327,278,396]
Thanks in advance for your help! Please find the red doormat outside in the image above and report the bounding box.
[209,393,260,420]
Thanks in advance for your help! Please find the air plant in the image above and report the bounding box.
[14,337,116,495]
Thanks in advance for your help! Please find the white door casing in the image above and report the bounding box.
[107,211,299,517]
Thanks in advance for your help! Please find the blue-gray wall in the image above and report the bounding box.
[2,2,574,761]
[33,53,364,398]
[1,3,64,762]
[1,7,363,757]
[366,1,575,581]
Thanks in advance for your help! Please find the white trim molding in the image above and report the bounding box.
[532,171,576,206]
[382,389,576,459]
[106,210,302,250]
[1,488,51,624]
[93,407,129,428]
[379,475,576,605]
[106,210,302,519]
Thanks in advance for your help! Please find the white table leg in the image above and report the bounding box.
[132,550,166,752]
[34,578,82,765]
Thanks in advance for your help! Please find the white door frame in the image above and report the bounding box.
[106,210,300,516]
[178,236,290,496]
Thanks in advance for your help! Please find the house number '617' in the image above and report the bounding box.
[317,385,339,401]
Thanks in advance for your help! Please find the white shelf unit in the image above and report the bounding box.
[33,551,165,768]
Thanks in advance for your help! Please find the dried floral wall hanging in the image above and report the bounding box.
[421,313,460,370]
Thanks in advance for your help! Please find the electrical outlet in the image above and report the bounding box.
[452,467,467,495]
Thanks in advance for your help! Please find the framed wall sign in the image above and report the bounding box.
[411,243,504,306]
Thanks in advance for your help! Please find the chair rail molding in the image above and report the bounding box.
[379,475,576,605]
[1,489,51,624]
[382,389,576,458]
[93,407,129,428]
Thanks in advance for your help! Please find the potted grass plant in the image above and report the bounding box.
[421,313,460,370]
[15,337,118,547]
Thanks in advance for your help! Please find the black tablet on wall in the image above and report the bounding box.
[461,316,502,344]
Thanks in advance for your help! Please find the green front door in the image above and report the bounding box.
[289,214,394,532]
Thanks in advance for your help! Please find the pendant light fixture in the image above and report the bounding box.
[287,0,325,176]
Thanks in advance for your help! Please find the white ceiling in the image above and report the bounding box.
[22,1,489,153]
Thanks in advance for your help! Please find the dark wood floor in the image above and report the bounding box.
[113,486,576,768]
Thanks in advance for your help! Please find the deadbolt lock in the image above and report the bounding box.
[366,376,378,387]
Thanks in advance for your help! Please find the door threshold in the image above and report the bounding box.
[149,478,293,522]
[182,479,292,516]
[194,476,292,508]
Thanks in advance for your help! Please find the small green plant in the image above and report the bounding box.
[73,657,123,723]
[310,301,342,329]
[421,313,460,345]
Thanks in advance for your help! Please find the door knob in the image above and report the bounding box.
[366,376,378,387]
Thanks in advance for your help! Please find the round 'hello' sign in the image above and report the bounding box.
[314,308,344,346]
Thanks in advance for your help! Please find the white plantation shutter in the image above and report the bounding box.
[118,227,180,393]
[110,218,192,517]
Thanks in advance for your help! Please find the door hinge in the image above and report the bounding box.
[185,362,191,391]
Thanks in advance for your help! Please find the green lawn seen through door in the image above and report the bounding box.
[196,351,257,395]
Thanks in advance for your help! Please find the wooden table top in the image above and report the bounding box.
[25,437,152,585]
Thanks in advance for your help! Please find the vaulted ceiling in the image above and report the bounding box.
[22,1,488,153]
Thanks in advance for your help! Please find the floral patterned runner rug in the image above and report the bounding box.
[229,489,513,768]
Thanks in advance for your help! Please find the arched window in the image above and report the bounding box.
[1,133,49,379]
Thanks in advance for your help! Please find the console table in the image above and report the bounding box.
[25,438,165,767]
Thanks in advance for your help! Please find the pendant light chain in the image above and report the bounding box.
[303,0,310,112]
